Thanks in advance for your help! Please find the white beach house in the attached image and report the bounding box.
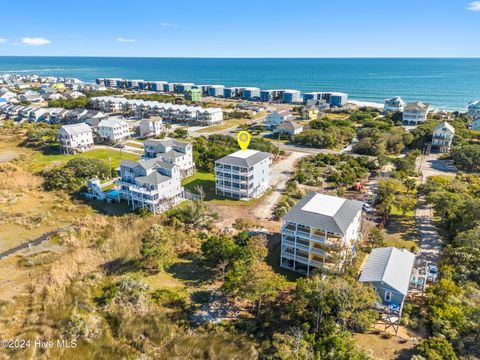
[402,101,431,126]
[143,138,195,178]
[432,121,455,153]
[384,96,406,112]
[280,192,363,275]
[97,118,130,144]
[215,149,272,200]
[266,109,294,129]
[117,158,184,214]
[59,123,94,154]
[139,118,164,138]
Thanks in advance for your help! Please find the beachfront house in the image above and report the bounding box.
[402,101,431,126]
[467,100,480,118]
[303,91,348,107]
[149,81,167,92]
[242,87,261,100]
[266,109,294,129]
[224,87,244,98]
[206,85,225,97]
[359,246,415,329]
[116,158,184,214]
[280,192,363,275]
[97,118,129,144]
[282,90,302,103]
[273,120,304,136]
[139,118,164,138]
[384,96,406,112]
[214,149,272,200]
[431,121,455,153]
[59,123,94,154]
[143,138,195,178]
[196,108,224,125]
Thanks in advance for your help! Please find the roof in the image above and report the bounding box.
[60,123,92,135]
[359,247,415,296]
[434,121,455,134]
[120,158,175,171]
[136,171,171,185]
[282,192,363,235]
[277,120,303,131]
[215,149,272,167]
[144,138,190,148]
[405,101,430,111]
[98,118,127,128]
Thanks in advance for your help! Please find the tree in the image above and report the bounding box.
[222,236,285,315]
[418,337,457,360]
[140,224,175,271]
[450,145,480,172]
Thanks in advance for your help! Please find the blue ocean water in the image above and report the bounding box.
[0,57,479,111]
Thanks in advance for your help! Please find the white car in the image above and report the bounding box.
[362,203,373,213]
[428,265,438,282]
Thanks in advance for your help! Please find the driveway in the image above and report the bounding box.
[252,151,308,220]
[414,154,456,265]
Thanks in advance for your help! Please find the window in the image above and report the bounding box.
[385,291,392,302]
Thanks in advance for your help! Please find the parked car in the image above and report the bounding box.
[114,143,125,149]
[428,264,438,282]
[362,203,373,213]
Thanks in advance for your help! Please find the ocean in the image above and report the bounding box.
[0,57,479,111]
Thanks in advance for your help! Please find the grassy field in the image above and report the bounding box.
[196,118,251,134]
[383,213,418,251]
[182,170,264,206]
[28,147,140,171]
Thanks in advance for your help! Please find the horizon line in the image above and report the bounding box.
[0,55,480,59]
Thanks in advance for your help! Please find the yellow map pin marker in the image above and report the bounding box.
[237,131,251,151]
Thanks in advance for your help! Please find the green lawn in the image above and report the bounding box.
[182,170,267,206]
[196,118,251,134]
[28,147,140,171]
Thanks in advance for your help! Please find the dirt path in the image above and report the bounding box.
[252,151,308,220]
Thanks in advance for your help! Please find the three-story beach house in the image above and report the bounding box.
[59,123,94,154]
[402,101,431,125]
[143,138,195,178]
[384,96,406,112]
[97,118,129,144]
[116,158,184,214]
[280,192,363,275]
[214,149,272,200]
[431,121,455,152]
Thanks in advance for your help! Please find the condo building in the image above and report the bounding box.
[214,149,272,200]
[280,192,363,275]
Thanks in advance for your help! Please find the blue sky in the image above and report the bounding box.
[1,0,480,57]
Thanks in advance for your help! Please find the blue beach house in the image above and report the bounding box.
[359,247,415,311]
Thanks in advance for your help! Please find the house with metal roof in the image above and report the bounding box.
[214,149,272,200]
[359,247,415,309]
[280,192,363,275]
[59,123,94,154]
[116,158,184,214]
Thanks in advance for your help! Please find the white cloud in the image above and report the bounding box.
[0,38,7,44]
[21,37,51,46]
[468,1,480,11]
[161,22,179,28]
[116,37,136,43]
